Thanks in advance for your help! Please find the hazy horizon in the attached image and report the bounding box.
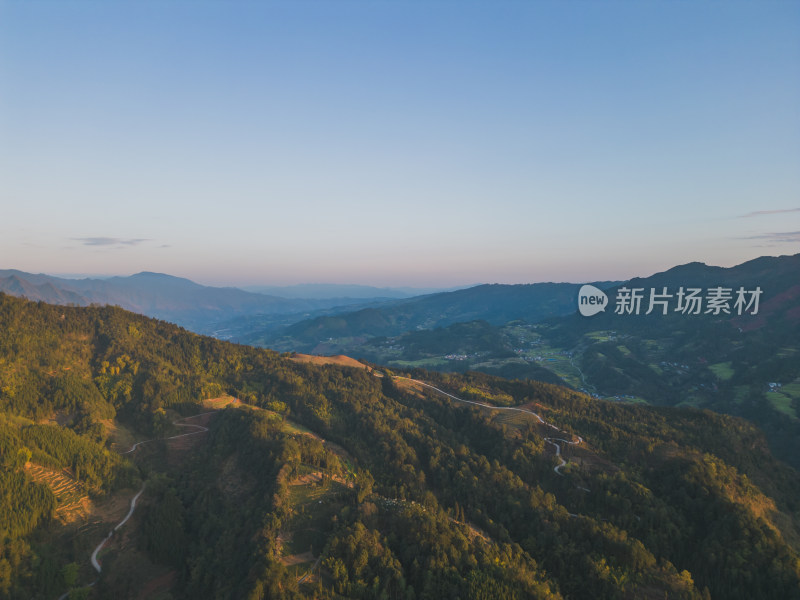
[4,248,794,291]
[2,2,798,287]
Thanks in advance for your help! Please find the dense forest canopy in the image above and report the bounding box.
[0,292,798,599]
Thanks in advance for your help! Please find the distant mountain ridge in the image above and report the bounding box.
[240,253,800,471]
[0,270,396,330]
[242,282,459,299]
[0,274,88,305]
[546,252,800,339]
[0,269,623,343]
[261,253,800,355]
[252,280,620,351]
[534,253,800,467]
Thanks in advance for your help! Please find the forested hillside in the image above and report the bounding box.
[0,292,798,599]
[248,282,619,352]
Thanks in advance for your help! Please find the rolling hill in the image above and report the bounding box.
[248,254,800,469]
[0,292,798,599]
[536,252,800,467]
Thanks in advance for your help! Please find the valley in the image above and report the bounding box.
[1,257,800,599]
[250,254,800,470]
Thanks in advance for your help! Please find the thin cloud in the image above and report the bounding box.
[73,237,149,247]
[738,208,800,219]
[740,231,800,243]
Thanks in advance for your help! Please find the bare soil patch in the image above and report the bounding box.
[290,353,368,370]
[202,395,241,409]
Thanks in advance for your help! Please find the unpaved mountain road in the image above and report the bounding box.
[57,413,212,600]
[120,412,214,454]
[394,376,584,476]
[89,485,145,572]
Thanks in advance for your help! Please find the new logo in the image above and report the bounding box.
[578,284,608,317]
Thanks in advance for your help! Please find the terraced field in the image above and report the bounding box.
[26,463,89,523]
[491,410,535,433]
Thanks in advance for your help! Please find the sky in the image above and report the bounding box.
[1,1,798,288]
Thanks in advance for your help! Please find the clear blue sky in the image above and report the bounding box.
[1,1,798,287]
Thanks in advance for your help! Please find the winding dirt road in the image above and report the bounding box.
[543,437,582,475]
[57,413,212,599]
[90,485,145,572]
[121,412,214,454]
[395,376,584,476]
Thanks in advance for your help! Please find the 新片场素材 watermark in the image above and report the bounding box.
[578,285,762,317]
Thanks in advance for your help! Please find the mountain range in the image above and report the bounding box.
[241,283,458,299]
[0,270,392,332]
[3,255,798,469]
[0,291,798,599]
[0,269,622,347]
[196,254,800,471]
[246,281,620,352]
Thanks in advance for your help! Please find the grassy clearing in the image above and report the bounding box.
[604,395,649,405]
[283,417,319,437]
[290,354,367,369]
[202,395,240,409]
[520,342,584,387]
[676,396,703,408]
[289,478,344,506]
[780,382,800,400]
[585,331,615,342]
[0,412,34,427]
[491,411,535,433]
[624,396,649,404]
[236,402,318,438]
[733,386,749,405]
[767,392,797,419]
[709,362,735,381]
[649,364,663,375]
[541,361,583,388]
[389,358,450,368]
